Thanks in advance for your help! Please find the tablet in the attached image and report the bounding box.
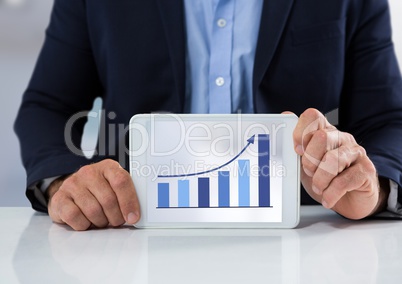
[129,114,300,228]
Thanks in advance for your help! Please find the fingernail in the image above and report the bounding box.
[296,145,304,155]
[127,212,139,224]
[322,200,329,209]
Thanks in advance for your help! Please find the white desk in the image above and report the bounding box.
[1,206,401,283]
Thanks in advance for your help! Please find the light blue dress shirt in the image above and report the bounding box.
[183,0,263,114]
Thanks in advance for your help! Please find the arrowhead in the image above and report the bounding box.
[247,135,255,144]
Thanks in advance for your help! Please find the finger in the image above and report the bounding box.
[301,129,337,177]
[302,129,347,177]
[52,194,92,231]
[103,161,141,225]
[72,188,110,228]
[311,145,365,195]
[77,163,125,226]
[293,108,335,155]
[61,175,109,228]
[61,203,92,231]
[48,195,64,225]
[86,177,125,227]
[321,159,376,209]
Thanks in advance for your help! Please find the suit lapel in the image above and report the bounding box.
[156,0,186,108]
[253,0,295,95]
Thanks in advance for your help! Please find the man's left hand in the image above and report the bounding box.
[291,108,388,219]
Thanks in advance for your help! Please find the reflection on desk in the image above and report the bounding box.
[0,206,401,283]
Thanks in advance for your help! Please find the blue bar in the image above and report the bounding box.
[178,180,190,207]
[158,183,170,208]
[218,171,230,207]
[258,134,270,207]
[238,160,250,207]
[198,177,210,208]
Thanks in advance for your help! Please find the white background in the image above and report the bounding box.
[1,0,402,206]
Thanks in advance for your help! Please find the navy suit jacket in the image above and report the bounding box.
[15,0,402,213]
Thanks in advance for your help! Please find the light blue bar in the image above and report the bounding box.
[238,160,250,207]
[158,183,169,208]
[218,171,230,207]
[178,180,190,207]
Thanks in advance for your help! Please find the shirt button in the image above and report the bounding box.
[215,77,225,87]
[217,18,227,28]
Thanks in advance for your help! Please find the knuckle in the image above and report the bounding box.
[101,159,120,168]
[48,198,62,222]
[323,150,338,166]
[61,207,89,230]
[367,164,377,177]
[101,194,118,210]
[78,164,96,177]
[357,145,367,157]
[362,158,376,176]
[337,148,351,171]
[49,194,65,213]
[304,108,322,120]
[85,204,102,219]
[344,132,357,144]
[338,146,349,162]
[59,179,76,194]
[60,174,77,187]
[313,129,328,144]
[111,169,131,189]
[81,204,109,228]
[320,152,340,176]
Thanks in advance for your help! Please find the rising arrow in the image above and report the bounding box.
[157,135,255,178]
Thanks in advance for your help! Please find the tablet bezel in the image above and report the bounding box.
[129,114,300,228]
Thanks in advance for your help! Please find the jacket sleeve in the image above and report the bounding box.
[14,0,103,212]
[339,0,402,211]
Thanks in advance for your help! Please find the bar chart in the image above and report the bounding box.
[155,134,271,209]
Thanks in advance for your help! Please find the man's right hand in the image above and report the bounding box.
[47,159,140,231]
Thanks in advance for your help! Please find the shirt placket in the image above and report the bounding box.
[208,0,235,114]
